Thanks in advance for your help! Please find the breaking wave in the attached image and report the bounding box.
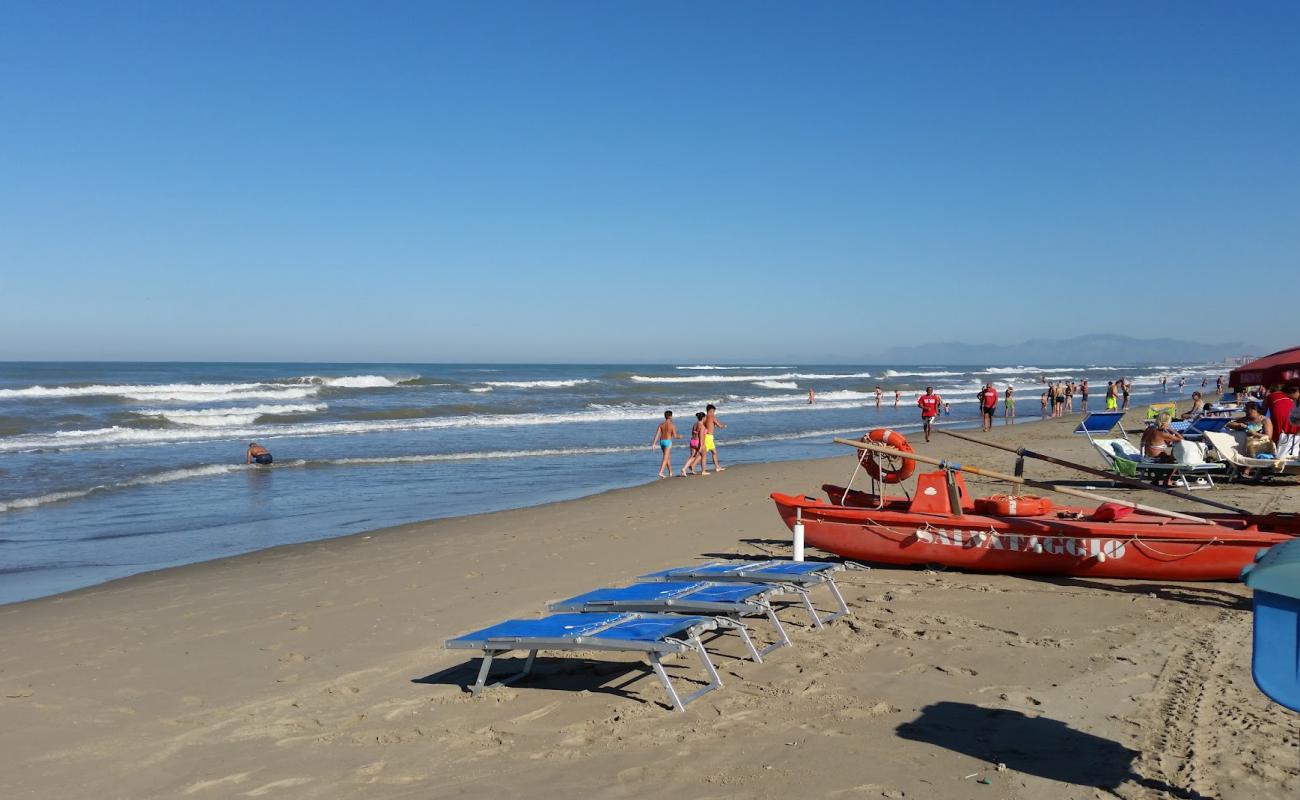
[481,379,595,389]
[132,403,328,427]
[631,371,872,384]
[753,380,798,390]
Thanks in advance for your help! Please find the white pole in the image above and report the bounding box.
[792,507,805,562]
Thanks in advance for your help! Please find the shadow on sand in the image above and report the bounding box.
[1012,574,1250,611]
[414,656,711,712]
[896,701,1210,799]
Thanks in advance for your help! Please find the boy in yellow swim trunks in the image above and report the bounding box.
[703,403,726,472]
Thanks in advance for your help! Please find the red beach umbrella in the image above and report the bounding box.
[1228,346,1300,389]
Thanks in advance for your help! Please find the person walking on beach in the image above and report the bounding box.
[681,412,707,476]
[1040,390,1049,419]
[1121,378,1132,410]
[652,411,681,478]
[1216,375,1224,394]
[917,387,942,442]
[703,403,726,472]
[1004,385,1015,425]
[245,442,273,465]
[1105,381,1118,410]
[978,382,998,432]
[1080,379,1089,412]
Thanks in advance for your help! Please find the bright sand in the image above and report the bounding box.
[2,411,1298,799]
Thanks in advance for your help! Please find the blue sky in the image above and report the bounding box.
[2,2,1297,362]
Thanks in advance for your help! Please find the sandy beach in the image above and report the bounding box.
[3,411,1298,800]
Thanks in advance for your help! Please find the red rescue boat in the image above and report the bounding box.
[772,471,1300,580]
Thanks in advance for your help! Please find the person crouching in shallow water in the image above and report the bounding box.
[652,410,680,479]
[246,442,273,465]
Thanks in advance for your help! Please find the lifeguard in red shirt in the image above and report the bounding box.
[978,383,999,432]
[917,387,943,442]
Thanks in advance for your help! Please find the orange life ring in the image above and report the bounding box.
[859,428,916,484]
[973,494,1053,517]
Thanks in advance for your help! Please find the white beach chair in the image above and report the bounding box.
[1202,431,1300,482]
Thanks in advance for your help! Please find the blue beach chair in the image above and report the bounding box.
[1169,416,1231,440]
[639,560,849,628]
[444,612,731,711]
[550,581,792,661]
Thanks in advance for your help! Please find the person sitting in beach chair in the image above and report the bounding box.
[1141,414,1183,485]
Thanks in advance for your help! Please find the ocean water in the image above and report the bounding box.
[0,361,1224,604]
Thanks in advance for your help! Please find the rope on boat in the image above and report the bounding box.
[823,512,1243,552]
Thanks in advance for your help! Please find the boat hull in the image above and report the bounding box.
[772,492,1295,581]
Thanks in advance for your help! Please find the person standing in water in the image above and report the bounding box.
[808,388,815,404]
[978,382,998,431]
[874,386,883,408]
[245,442,273,465]
[1080,379,1089,412]
[704,403,726,472]
[1004,385,1015,425]
[893,389,901,408]
[652,410,681,479]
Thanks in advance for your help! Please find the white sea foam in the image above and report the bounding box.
[0,382,322,403]
[481,379,595,389]
[0,463,256,512]
[674,365,791,370]
[980,366,1045,375]
[0,392,900,453]
[311,375,402,388]
[133,403,328,427]
[882,370,963,378]
[631,371,871,384]
[469,387,494,393]
[0,374,409,402]
[753,380,798,390]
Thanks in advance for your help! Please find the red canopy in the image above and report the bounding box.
[1229,346,1300,389]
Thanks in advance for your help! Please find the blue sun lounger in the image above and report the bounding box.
[638,560,849,628]
[549,581,792,661]
[444,612,732,712]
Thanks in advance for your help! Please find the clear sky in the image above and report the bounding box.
[2,2,1297,362]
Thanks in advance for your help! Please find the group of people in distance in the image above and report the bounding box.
[653,404,726,478]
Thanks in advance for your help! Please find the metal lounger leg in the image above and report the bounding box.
[794,585,824,629]
[756,602,791,657]
[649,637,724,712]
[821,577,851,624]
[469,648,537,696]
[719,616,763,663]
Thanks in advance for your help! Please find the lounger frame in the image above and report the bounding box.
[445,613,731,712]
[549,581,792,661]
[638,561,850,628]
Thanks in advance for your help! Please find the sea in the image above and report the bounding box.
[0,361,1225,604]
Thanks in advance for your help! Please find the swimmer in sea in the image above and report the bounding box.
[246,442,273,465]
[652,410,681,478]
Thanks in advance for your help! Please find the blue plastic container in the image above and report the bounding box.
[1241,540,1300,712]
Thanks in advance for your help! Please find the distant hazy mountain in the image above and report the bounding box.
[869,334,1255,366]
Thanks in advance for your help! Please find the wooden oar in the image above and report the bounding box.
[833,437,1220,525]
[938,429,1251,515]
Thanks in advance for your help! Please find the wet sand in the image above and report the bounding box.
[2,409,1298,799]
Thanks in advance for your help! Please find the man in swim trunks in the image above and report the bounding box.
[1079,379,1089,412]
[978,383,998,431]
[245,442,273,465]
[1105,381,1118,410]
[704,403,726,472]
[917,386,942,442]
[652,410,681,478]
